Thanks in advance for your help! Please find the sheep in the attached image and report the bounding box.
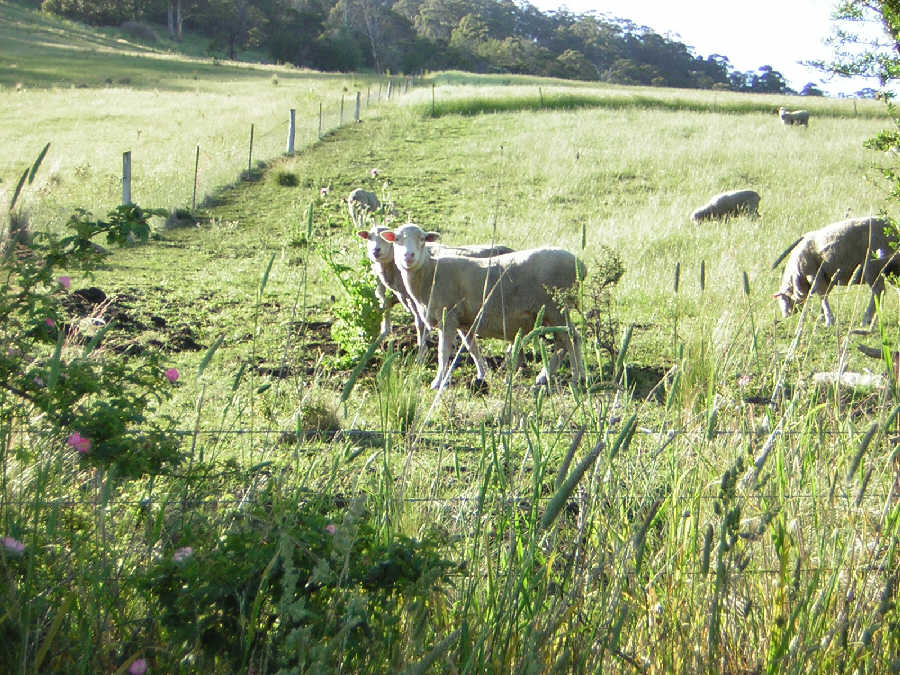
[347,188,380,225]
[357,225,512,360]
[774,216,900,327]
[381,223,586,389]
[691,189,760,222]
[779,106,810,126]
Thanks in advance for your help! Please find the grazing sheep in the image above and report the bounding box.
[774,217,900,326]
[691,189,760,222]
[779,106,810,126]
[381,223,586,389]
[347,188,380,224]
[357,226,512,360]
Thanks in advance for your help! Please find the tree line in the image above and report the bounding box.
[31,0,825,94]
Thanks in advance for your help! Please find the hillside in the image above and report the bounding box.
[3,6,900,672]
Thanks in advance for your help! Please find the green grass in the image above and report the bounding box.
[4,6,900,672]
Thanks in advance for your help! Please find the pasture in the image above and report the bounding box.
[2,4,900,671]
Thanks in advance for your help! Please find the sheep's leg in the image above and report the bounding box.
[413,311,429,362]
[821,296,835,326]
[863,278,886,327]
[431,314,458,390]
[457,328,488,381]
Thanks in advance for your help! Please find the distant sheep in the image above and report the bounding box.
[357,225,512,360]
[691,189,760,222]
[347,188,380,224]
[779,107,810,126]
[774,216,900,326]
[381,223,586,389]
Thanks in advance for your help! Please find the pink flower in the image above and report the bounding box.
[164,368,179,384]
[320,187,329,196]
[737,374,751,388]
[67,432,91,454]
[173,546,193,562]
[370,168,379,178]
[325,524,336,535]
[57,276,71,290]
[44,318,56,328]
[127,658,148,675]
[1,536,25,556]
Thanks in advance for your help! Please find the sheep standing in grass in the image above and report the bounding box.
[347,188,381,225]
[357,225,512,360]
[779,106,810,126]
[381,223,586,389]
[774,217,900,326]
[691,189,760,222]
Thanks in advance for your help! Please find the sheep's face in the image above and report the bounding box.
[774,291,797,318]
[357,227,393,263]
[381,224,439,272]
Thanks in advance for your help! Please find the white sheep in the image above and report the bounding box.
[691,189,760,222]
[774,216,900,326]
[347,188,381,225]
[357,225,512,360]
[381,223,586,389]
[779,106,810,126]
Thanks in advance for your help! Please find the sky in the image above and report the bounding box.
[527,0,881,96]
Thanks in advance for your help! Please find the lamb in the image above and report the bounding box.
[347,188,380,225]
[357,225,512,360]
[691,189,760,222]
[381,223,586,389]
[774,216,900,327]
[779,107,810,126]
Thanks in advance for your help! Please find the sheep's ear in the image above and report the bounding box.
[357,230,370,240]
[425,232,441,243]
[381,231,397,243]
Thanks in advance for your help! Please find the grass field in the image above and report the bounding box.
[3,3,900,672]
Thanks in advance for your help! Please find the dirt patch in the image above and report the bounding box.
[62,286,205,355]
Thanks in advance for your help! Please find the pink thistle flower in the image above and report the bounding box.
[164,368,179,384]
[173,546,193,562]
[57,276,71,290]
[45,318,56,328]
[127,658,148,675]
[370,168,379,178]
[320,187,329,197]
[67,432,91,455]
[1,536,25,556]
[325,524,336,535]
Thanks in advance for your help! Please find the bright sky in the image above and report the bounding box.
[529,0,881,96]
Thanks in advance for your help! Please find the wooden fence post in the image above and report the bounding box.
[355,92,360,122]
[192,145,199,210]
[122,151,131,205]
[287,108,296,153]
[248,123,254,175]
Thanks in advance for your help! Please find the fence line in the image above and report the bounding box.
[114,77,415,210]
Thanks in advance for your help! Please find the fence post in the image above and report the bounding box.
[287,108,296,153]
[318,102,323,139]
[192,145,199,210]
[432,82,435,116]
[248,123,254,175]
[122,151,131,205]
[387,80,393,99]
[700,260,706,292]
[355,92,360,122]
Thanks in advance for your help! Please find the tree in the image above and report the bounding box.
[820,3,900,201]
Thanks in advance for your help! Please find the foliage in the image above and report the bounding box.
[1,152,180,478]
[140,491,456,670]
[317,242,382,367]
[34,0,801,92]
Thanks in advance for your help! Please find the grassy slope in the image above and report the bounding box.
[5,5,900,670]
